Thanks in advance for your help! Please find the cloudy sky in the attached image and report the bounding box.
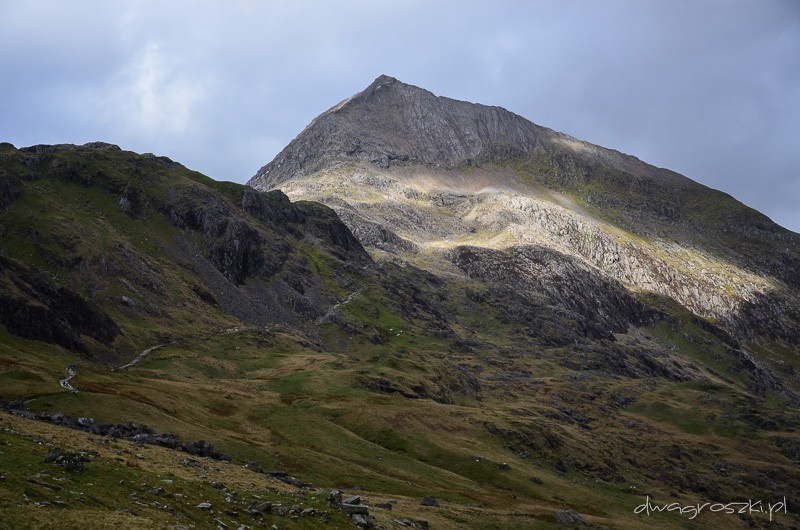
[2,1,798,231]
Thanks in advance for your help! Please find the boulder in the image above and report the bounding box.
[328,489,342,506]
[340,503,369,515]
[351,513,370,528]
[342,495,361,505]
[553,509,587,525]
[420,496,440,507]
[250,502,271,514]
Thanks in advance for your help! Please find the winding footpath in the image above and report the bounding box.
[116,342,174,370]
[315,290,361,324]
[59,365,78,393]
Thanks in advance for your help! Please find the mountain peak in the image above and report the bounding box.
[369,73,399,87]
[249,76,672,190]
[249,75,550,188]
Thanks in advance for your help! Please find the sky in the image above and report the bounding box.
[1,1,798,232]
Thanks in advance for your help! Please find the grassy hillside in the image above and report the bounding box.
[1,143,798,528]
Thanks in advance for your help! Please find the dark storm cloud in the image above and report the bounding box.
[1,0,797,231]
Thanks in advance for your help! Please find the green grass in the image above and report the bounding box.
[626,401,709,436]
[0,415,353,530]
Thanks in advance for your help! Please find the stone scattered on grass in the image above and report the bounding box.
[553,508,588,525]
[44,447,88,472]
[420,495,439,507]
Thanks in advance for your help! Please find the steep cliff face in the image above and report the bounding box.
[248,76,800,348]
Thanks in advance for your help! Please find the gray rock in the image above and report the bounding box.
[393,518,429,530]
[420,496,440,507]
[340,503,369,515]
[251,501,271,514]
[246,461,264,473]
[351,513,369,528]
[197,502,213,510]
[342,495,361,505]
[11,409,36,420]
[328,489,342,506]
[283,475,306,488]
[249,75,551,187]
[121,296,136,308]
[553,509,587,525]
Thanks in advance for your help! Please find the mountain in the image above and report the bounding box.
[253,74,685,185]
[0,79,798,528]
[249,75,800,347]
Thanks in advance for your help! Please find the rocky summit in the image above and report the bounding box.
[0,78,798,529]
[249,74,800,348]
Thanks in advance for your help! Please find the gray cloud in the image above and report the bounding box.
[1,0,797,231]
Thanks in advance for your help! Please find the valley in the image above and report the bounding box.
[1,76,799,529]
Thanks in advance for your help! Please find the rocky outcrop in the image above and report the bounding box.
[553,509,588,525]
[0,173,21,210]
[242,187,371,262]
[293,200,371,262]
[328,490,375,528]
[1,402,232,461]
[0,255,120,355]
[332,207,418,254]
[450,244,652,339]
[241,188,305,234]
[118,186,143,218]
[162,186,272,285]
[484,193,783,339]
[162,184,368,287]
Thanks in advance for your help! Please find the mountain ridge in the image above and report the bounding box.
[247,75,800,349]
